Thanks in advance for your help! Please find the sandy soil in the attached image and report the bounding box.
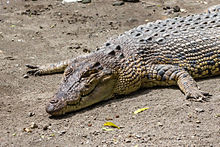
[0,0,220,146]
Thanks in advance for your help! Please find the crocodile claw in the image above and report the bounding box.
[185,89,211,102]
[25,64,39,69]
[27,70,41,76]
[26,64,41,76]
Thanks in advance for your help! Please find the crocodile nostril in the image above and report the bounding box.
[50,99,59,104]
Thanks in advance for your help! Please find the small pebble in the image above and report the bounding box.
[43,125,49,130]
[82,0,91,4]
[30,122,38,129]
[195,108,204,113]
[173,6,181,12]
[180,8,187,13]
[59,130,66,135]
[163,6,171,10]
[157,122,163,127]
[123,0,139,2]
[125,138,131,143]
[112,1,124,6]
[196,120,201,124]
[83,48,90,53]
[23,74,29,79]
[23,128,32,133]
[105,117,113,120]
[28,112,35,117]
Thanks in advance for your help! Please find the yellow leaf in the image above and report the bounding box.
[12,133,16,136]
[133,107,149,114]
[103,122,120,129]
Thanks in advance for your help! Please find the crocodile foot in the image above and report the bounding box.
[26,64,41,76]
[185,88,211,102]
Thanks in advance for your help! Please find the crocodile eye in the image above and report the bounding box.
[84,84,90,88]
[81,69,99,78]
[81,62,103,78]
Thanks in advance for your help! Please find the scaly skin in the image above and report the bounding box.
[27,7,220,116]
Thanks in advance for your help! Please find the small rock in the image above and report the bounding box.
[125,138,131,143]
[196,120,201,124]
[105,117,113,120]
[69,44,81,50]
[4,56,15,60]
[173,6,181,12]
[115,115,119,118]
[23,128,32,133]
[59,130,66,135]
[195,108,204,113]
[123,0,139,2]
[163,6,171,10]
[23,74,29,79]
[180,8,187,13]
[29,112,35,117]
[128,18,138,24]
[30,122,38,129]
[43,125,49,130]
[81,0,91,4]
[157,122,163,127]
[88,123,92,127]
[83,48,90,53]
[0,32,3,38]
[112,1,124,6]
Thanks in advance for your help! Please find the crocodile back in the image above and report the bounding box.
[102,11,220,79]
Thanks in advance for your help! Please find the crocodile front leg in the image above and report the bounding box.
[143,64,211,101]
[26,59,72,76]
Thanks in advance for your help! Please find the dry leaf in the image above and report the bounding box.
[134,107,149,114]
[103,122,120,129]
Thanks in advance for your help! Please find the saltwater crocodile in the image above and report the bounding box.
[27,7,220,116]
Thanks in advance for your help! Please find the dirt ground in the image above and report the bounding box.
[0,0,220,146]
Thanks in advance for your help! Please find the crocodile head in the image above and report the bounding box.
[46,60,116,116]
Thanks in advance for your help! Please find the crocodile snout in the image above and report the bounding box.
[45,99,67,116]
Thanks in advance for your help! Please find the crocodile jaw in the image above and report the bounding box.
[45,73,116,116]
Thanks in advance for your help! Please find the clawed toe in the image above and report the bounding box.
[27,69,41,76]
[25,64,39,69]
[26,64,41,76]
[186,90,211,102]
